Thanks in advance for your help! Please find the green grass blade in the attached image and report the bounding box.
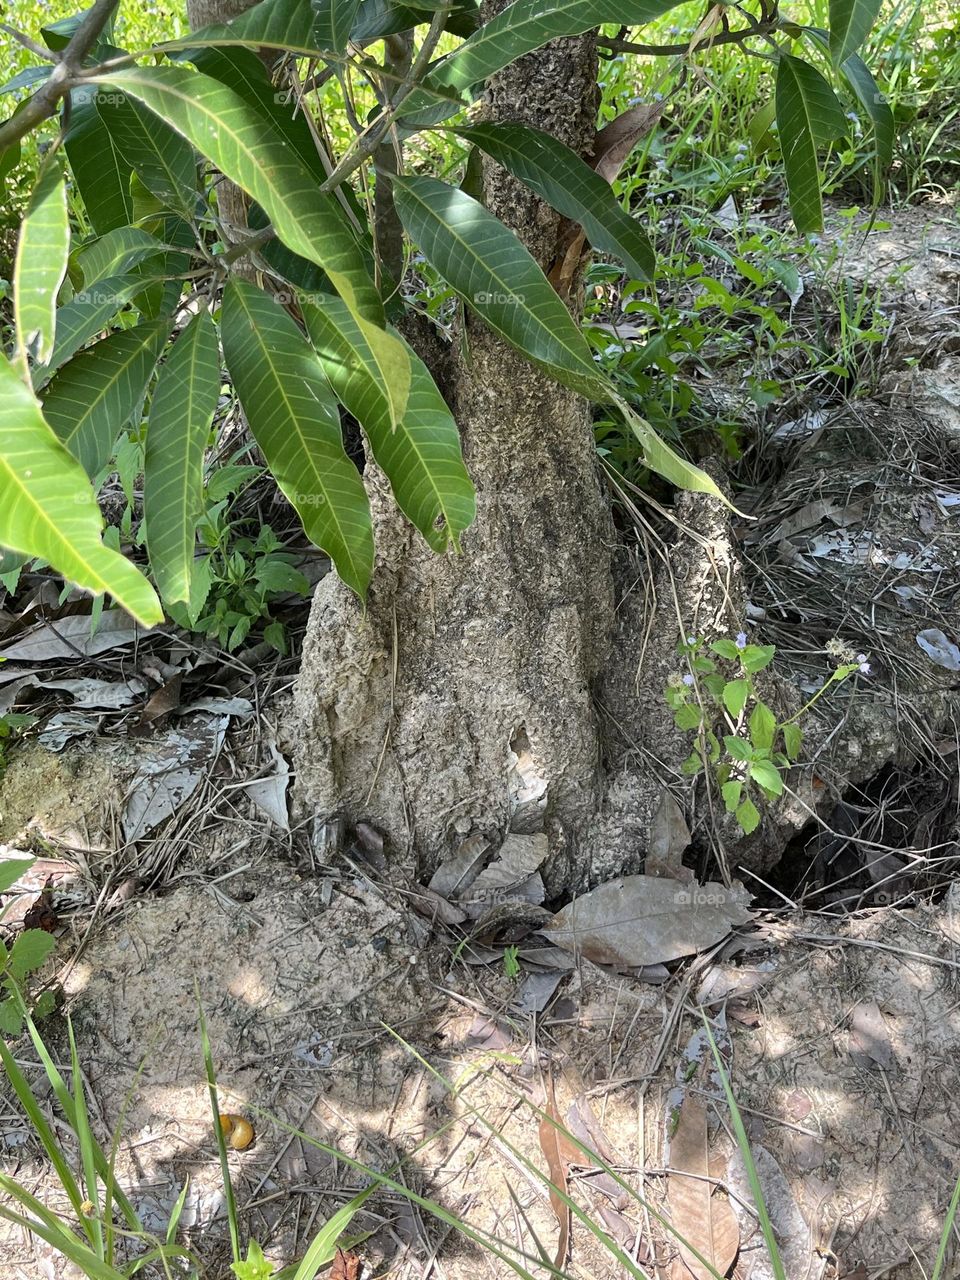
[68,1018,105,1256]
[0,1178,127,1280]
[932,1169,960,1280]
[291,1185,377,1280]
[197,992,241,1265]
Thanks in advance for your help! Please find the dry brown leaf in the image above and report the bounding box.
[646,788,693,881]
[667,1097,739,1280]
[591,101,667,183]
[330,1247,360,1280]
[538,1069,580,1267]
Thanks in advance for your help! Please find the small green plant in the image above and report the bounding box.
[0,855,57,1035]
[503,944,521,981]
[0,708,35,779]
[666,633,869,834]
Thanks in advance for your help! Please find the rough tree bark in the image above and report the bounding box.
[293,15,640,897]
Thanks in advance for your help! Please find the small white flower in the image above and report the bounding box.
[682,673,695,687]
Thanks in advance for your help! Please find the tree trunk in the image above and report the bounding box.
[293,18,629,896]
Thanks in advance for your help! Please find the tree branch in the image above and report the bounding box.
[597,19,779,58]
[0,0,121,151]
[0,24,57,62]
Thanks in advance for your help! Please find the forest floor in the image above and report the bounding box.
[2,197,960,1280]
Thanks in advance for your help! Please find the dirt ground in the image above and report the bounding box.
[2,198,960,1280]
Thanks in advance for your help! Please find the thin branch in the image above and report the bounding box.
[597,20,780,58]
[0,0,121,149]
[0,24,58,63]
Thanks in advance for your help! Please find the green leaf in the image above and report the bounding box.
[8,929,57,981]
[775,54,847,234]
[749,701,777,752]
[42,323,170,479]
[392,173,605,399]
[673,703,702,731]
[749,759,783,797]
[64,88,134,235]
[144,311,220,609]
[829,0,882,64]
[97,66,410,427]
[724,735,753,763]
[618,399,735,507]
[721,780,742,814]
[402,0,687,123]
[313,0,363,52]
[0,859,34,896]
[76,227,164,288]
[0,998,22,1037]
[302,295,475,552]
[451,122,654,281]
[710,638,740,660]
[781,721,802,761]
[97,93,199,215]
[221,281,374,596]
[722,678,750,719]
[681,750,703,776]
[736,796,761,835]
[291,1185,376,1280]
[0,355,162,624]
[14,159,69,367]
[741,643,776,674]
[32,275,153,389]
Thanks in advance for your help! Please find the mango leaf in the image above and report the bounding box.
[617,398,734,507]
[96,66,410,426]
[302,294,475,551]
[313,0,363,51]
[775,54,847,234]
[0,354,162,625]
[829,0,882,65]
[401,0,687,122]
[144,310,220,609]
[802,29,894,172]
[221,281,374,596]
[451,122,654,281]
[97,93,199,215]
[392,173,606,399]
[32,274,154,389]
[13,158,69,369]
[42,323,170,478]
[76,227,165,288]
[64,88,134,234]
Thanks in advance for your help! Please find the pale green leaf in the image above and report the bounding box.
[8,929,57,980]
[749,759,783,797]
[748,702,777,752]
[736,796,761,834]
[144,310,220,608]
[97,66,409,426]
[722,678,750,719]
[76,227,165,289]
[32,274,155,389]
[781,721,802,761]
[221,280,374,596]
[0,354,162,625]
[42,323,170,479]
[775,54,847,234]
[392,173,606,399]
[451,122,654,281]
[302,294,475,551]
[14,158,69,367]
[0,859,34,896]
[721,780,742,814]
[618,398,735,508]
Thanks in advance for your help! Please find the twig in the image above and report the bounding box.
[0,0,121,150]
[0,23,58,63]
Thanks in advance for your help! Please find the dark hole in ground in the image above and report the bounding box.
[758,758,960,912]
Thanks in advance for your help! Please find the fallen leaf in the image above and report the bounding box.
[539,1070,580,1268]
[136,674,183,730]
[512,968,565,1017]
[726,1145,812,1280]
[330,1247,360,1280]
[44,676,147,708]
[545,876,753,967]
[427,833,490,899]
[22,884,58,933]
[460,833,548,910]
[916,627,960,671]
[646,789,693,881]
[848,1001,895,1071]
[0,610,141,661]
[122,715,228,841]
[245,739,291,830]
[667,1097,739,1280]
